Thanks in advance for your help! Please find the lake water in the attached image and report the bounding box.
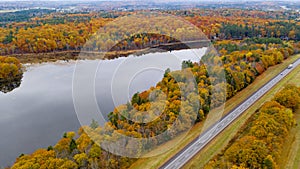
[0,48,207,167]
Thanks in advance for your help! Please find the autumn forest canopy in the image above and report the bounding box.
[206,84,300,169]
[1,9,300,55]
[0,56,21,79]
[10,38,300,168]
[3,3,300,169]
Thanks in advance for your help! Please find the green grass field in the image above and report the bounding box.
[282,112,300,169]
[130,54,300,169]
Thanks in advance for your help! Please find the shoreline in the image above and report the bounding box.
[5,40,211,64]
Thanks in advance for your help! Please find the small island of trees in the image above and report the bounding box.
[0,56,23,93]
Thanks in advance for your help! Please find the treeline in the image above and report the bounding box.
[175,8,299,20]
[205,84,300,169]
[1,9,300,55]
[185,11,300,40]
[11,130,135,169]
[214,38,292,54]
[0,9,55,25]
[10,42,297,168]
[0,14,205,55]
[219,22,300,40]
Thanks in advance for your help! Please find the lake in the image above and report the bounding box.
[0,48,207,167]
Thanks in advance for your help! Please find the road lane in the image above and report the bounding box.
[160,58,300,169]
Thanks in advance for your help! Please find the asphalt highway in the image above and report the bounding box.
[160,58,300,169]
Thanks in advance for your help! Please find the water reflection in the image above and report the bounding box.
[0,48,206,167]
[0,75,23,94]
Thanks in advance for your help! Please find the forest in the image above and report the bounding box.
[0,9,300,56]
[4,7,300,169]
[205,84,300,169]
